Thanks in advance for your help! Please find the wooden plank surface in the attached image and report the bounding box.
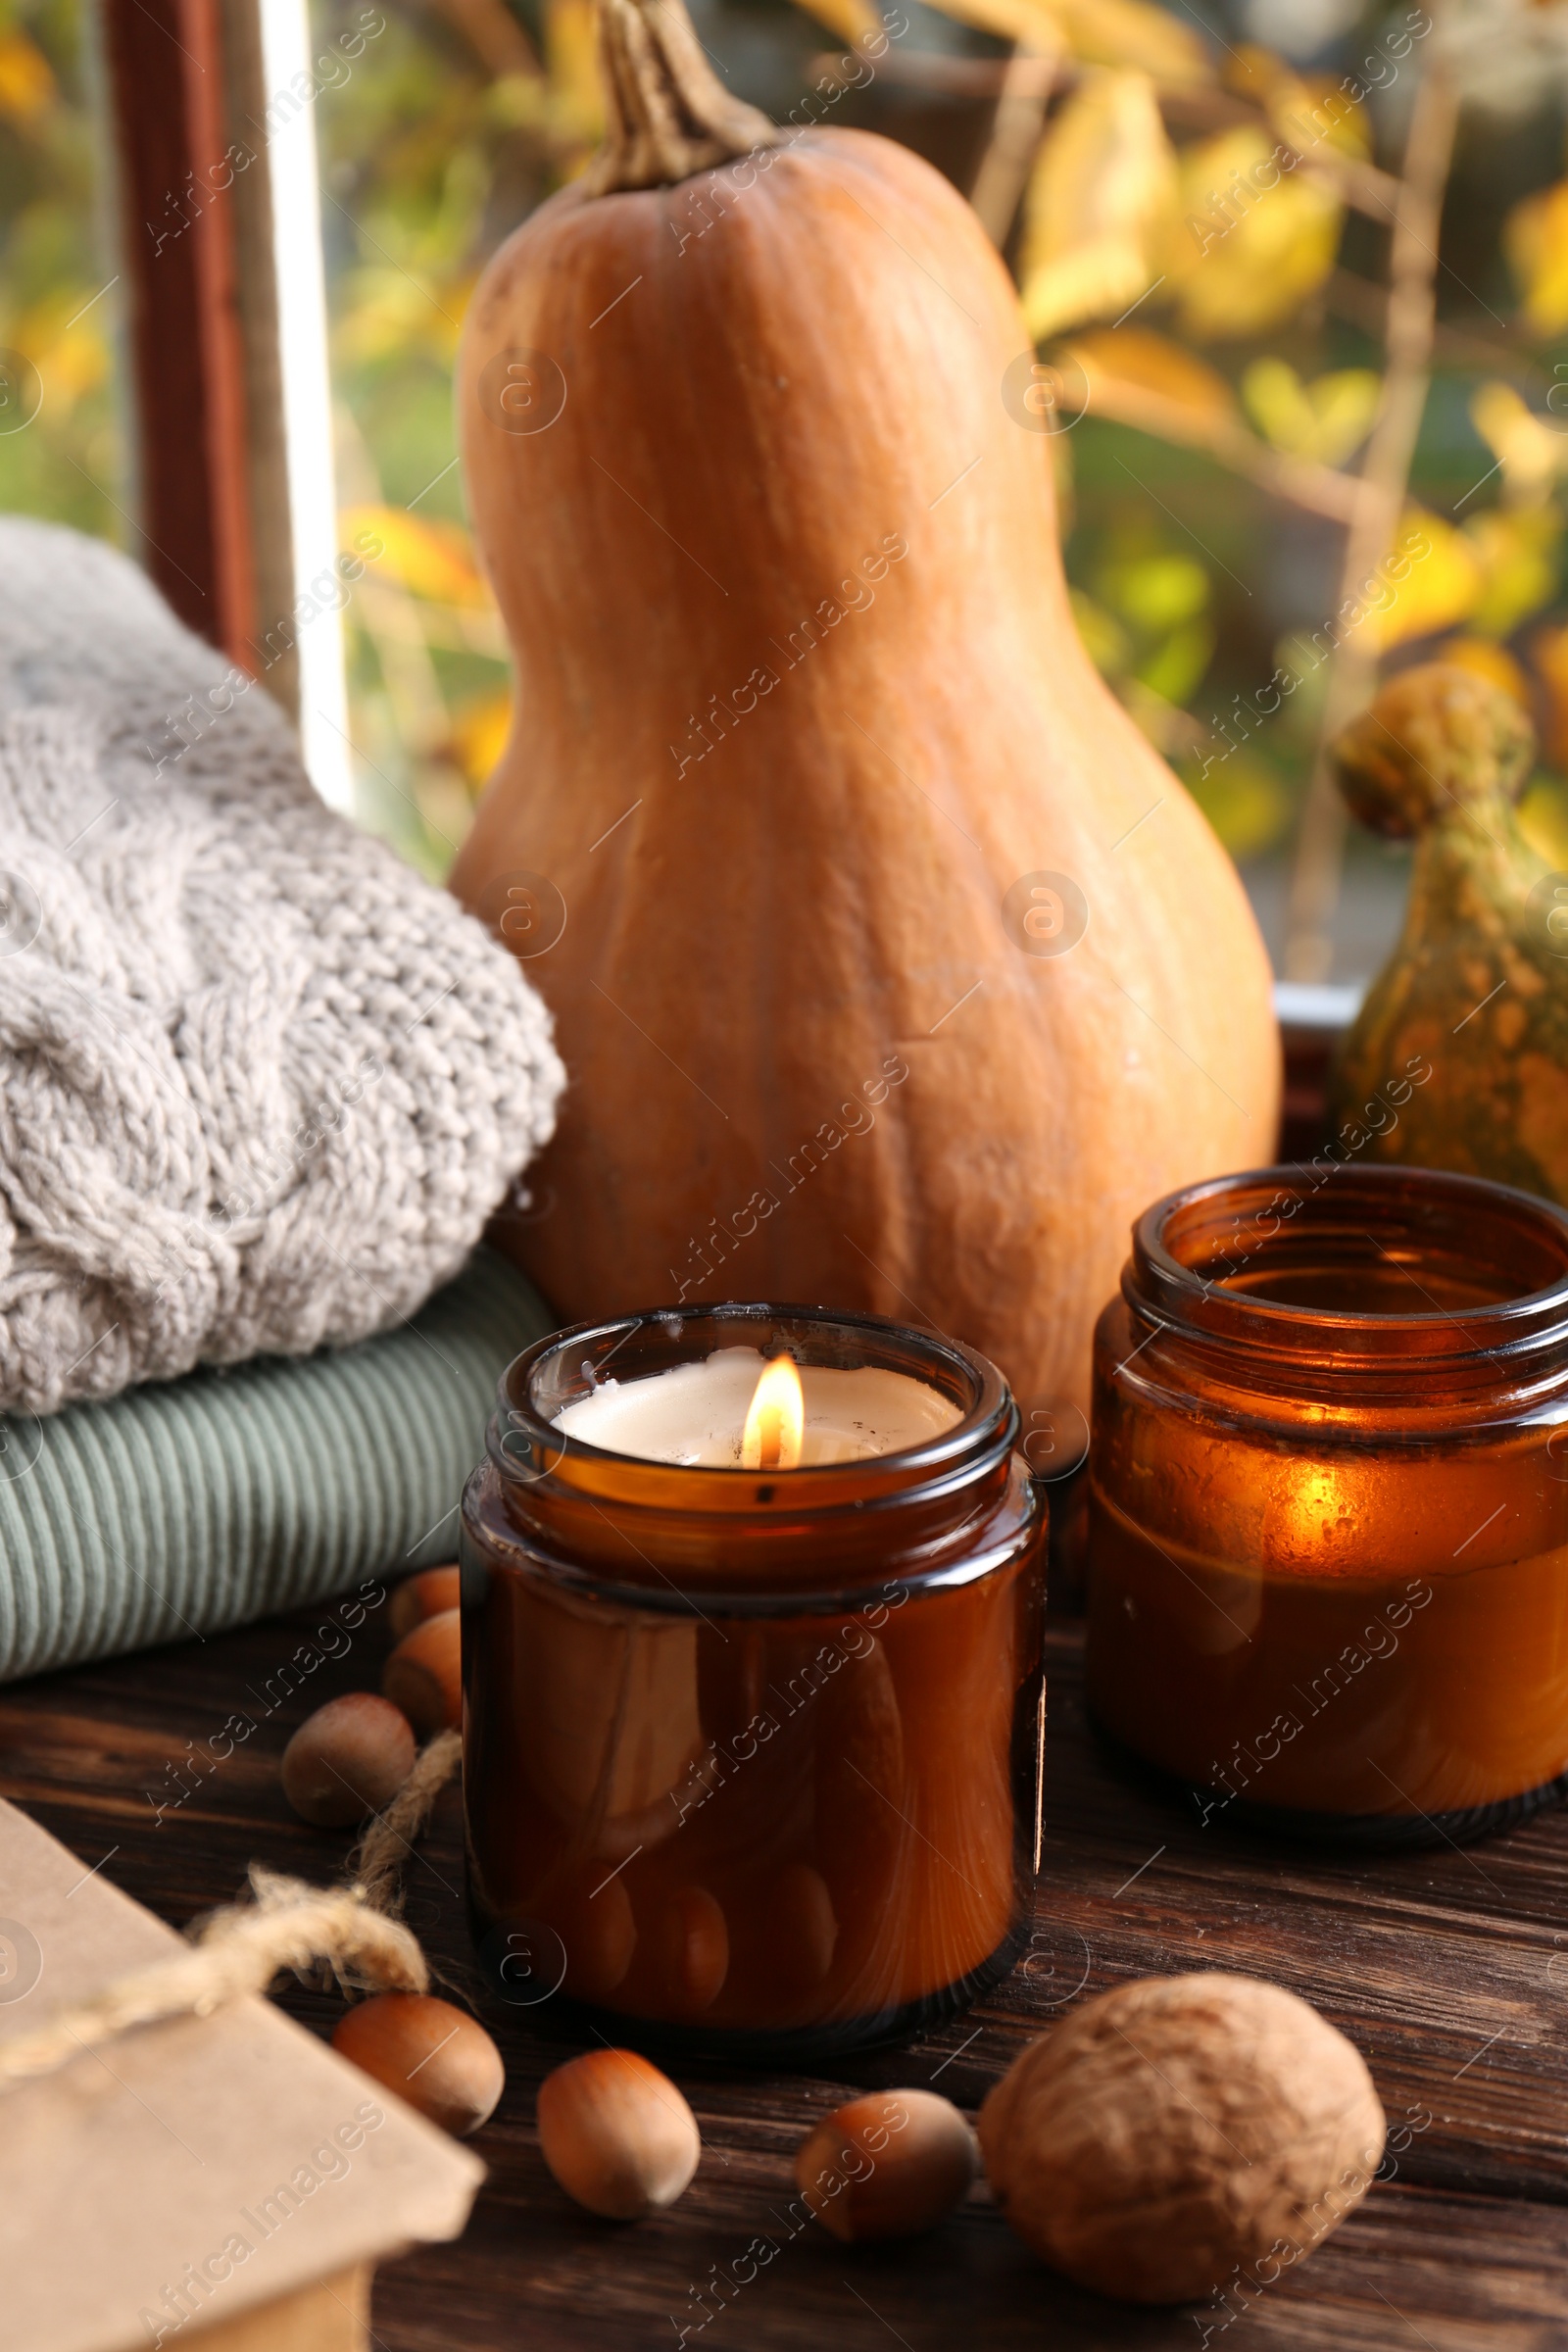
[3,1603,1567,2349]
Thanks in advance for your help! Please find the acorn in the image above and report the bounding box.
[280,1692,416,1827]
[332,1991,504,2137]
[537,2048,700,2219]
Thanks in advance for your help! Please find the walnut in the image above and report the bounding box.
[977,1973,1385,2304]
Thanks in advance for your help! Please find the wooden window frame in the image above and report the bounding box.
[101,0,351,808]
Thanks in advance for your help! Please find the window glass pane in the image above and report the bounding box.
[306,0,1568,1004]
[311,0,862,878]
[314,0,564,877]
[0,0,124,540]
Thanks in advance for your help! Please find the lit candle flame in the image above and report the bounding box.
[741,1353,805,1471]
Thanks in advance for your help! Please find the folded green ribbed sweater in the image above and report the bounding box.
[0,1249,554,1683]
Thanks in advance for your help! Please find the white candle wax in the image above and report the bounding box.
[553,1346,961,1467]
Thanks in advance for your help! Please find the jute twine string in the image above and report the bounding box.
[0,1726,464,2090]
[348,1727,461,1916]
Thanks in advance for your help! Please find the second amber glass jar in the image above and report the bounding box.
[1086,1166,1568,1843]
[462,1302,1047,2060]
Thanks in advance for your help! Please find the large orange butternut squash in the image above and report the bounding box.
[451,0,1279,1418]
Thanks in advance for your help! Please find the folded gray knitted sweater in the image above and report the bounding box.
[0,518,564,1417]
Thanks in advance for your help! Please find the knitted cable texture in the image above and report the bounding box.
[0,518,564,1417]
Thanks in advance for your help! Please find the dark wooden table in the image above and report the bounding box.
[4,1600,1567,2351]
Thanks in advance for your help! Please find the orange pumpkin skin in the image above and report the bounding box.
[451,119,1279,1417]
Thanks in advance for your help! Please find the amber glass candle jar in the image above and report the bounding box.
[461,1303,1047,2059]
[1087,1166,1568,1845]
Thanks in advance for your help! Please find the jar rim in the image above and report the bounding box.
[1129,1164,1568,1368]
[489,1299,1016,1515]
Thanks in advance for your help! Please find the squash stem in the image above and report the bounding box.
[587,0,782,195]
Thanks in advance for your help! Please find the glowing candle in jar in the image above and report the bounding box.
[462,1303,1049,2061]
[1086,1165,1568,1840]
[553,1347,960,1466]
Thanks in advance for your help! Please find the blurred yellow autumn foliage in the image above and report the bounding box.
[332,270,468,370]
[972,0,1568,900]
[1470,379,1568,507]
[1505,177,1568,336]
[0,26,52,122]
[1350,512,1475,653]
[788,0,885,47]
[542,0,604,136]
[1355,508,1560,654]
[1185,749,1293,862]
[1065,323,1235,416]
[1441,635,1531,704]
[1243,361,1380,465]
[1041,0,1210,82]
[0,0,125,550]
[1165,126,1344,340]
[1016,56,1368,347]
[1519,774,1568,869]
[925,0,1209,84]
[1217,44,1370,163]
[1068,519,1217,741]
[1262,69,1370,162]
[1463,508,1561,638]
[10,287,107,403]
[449,687,513,786]
[340,505,489,604]
[1017,72,1174,339]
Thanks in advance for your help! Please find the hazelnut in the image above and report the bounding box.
[390,1564,462,1640]
[382,1607,462,1737]
[797,2089,976,2241]
[280,1693,416,1827]
[552,1871,637,2002]
[769,1862,838,1990]
[537,2047,701,2220]
[978,1972,1386,2303]
[652,1884,728,2013]
[332,1991,503,2137]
